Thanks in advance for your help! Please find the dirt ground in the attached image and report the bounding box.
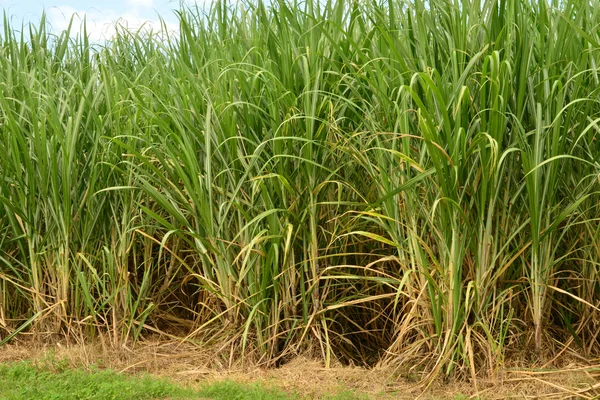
[1,337,599,399]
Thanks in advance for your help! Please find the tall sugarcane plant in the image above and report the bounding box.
[1,0,600,382]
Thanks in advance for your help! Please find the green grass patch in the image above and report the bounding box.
[197,380,366,400]
[197,380,293,400]
[0,361,196,399]
[0,362,368,400]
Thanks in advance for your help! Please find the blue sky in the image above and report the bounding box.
[0,0,202,39]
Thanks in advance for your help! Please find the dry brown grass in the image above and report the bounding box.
[0,336,599,399]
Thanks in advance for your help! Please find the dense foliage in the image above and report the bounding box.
[1,0,600,382]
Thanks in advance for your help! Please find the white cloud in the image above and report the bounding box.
[47,5,178,41]
[179,0,212,8]
[127,0,153,7]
